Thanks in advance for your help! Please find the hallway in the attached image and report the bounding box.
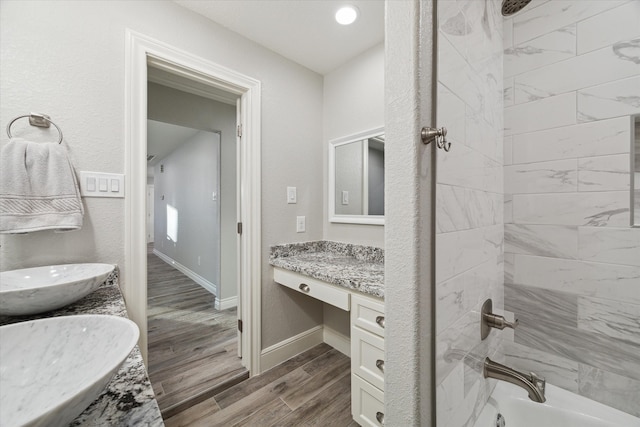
[147,245,248,418]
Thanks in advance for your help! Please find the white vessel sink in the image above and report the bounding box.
[0,263,114,316]
[0,315,139,427]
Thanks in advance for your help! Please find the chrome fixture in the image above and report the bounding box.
[6,113,64,144]
[421,126,451,152]
[481,298,518,340]
[501,0,532,16]
[484,357,546,403]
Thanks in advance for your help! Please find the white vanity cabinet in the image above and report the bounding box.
[272,266,385,426]
[350,294,385,426]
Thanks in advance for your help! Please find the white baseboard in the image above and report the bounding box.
[323,326,351,357]
[215,296,238,310]
[153,249,217,297]
[260,325,324,372]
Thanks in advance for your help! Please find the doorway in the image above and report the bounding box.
[124,30,263,388]
[145,117,246,416]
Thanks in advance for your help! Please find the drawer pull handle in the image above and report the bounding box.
[376,359,384,372]
[376,411,385,425]
[299,283,310,293]
[375,316,385,328]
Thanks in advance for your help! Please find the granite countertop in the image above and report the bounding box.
[0,272,164,427]
[269,241,384,299]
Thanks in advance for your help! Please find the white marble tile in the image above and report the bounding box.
[512,191,630,227]
[512,254,640,304]
[504,341,579,392]
[438,33,485,114]
[512,117,630,164]
[578,154,631,192]
[505,92,576,136]
[504,77,514,107]
[505,224,578,258]
[503,136,513,166]
[438,83,467,147]
[504,252,515,284]
[577,75,640,123]
[578,226,640,267]
[514,38,640,104]
[466,109,502,162]
[436,310,480,386]
[578,296,640,346]
[464,256,503,311]
[466,189,503,229]
[438,142,503,194]
[503,17,513,48]
[436,225,503,284]
[437,271,468,335]
[579,365,640,417]
[505,158,577,194]
[512,0,626,45]
[577,1,640,55]
[437,362,471,427]
[437,184,471,233]
[505,24,576,78]
[504,193,513,224]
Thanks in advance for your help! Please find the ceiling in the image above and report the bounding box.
[147,120,201,177]
[174,0,385,75]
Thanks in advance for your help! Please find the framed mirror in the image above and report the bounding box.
[633,114,639,227]
[329,127,384,225]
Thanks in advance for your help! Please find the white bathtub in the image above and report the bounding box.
[474,381,640,427]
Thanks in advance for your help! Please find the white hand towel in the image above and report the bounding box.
[0,138,84,233]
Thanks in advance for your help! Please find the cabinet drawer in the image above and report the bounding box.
[273,268,350,311]
[352,374,385,427]
[352,294,385,337]
[351,326,385,390]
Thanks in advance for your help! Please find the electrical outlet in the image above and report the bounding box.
[296,216,306,233]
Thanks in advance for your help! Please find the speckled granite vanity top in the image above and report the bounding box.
[270,241,384,299]
[0,273,164,427]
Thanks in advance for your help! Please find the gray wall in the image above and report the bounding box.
[367,146,384,216]
[0,0,324,351]
[153,131,220,288]
[148,83,237,302]
[323,43,385,247]
[334,140,364,215]
[503,0,640,416]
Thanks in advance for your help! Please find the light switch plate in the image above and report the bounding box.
[79,171,125,198]
[287,186,297,204]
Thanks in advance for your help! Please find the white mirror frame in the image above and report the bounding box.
[329,126,384,225]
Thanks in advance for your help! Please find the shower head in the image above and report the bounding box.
[501,0,532,16]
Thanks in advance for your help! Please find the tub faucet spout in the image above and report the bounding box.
[484,357,546,403]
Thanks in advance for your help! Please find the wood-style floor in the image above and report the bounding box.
[164,343,356,427]
[147,245,248,419]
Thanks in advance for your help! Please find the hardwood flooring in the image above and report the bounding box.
[164,343,357,427]
[147,245,248,419]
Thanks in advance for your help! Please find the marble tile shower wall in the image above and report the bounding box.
[503,0,640,417]
[436,1,504,426]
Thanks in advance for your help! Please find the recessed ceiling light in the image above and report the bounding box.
[335,5,359,25]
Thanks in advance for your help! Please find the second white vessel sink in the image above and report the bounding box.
[0,315,139,427]
[0,263,114,316]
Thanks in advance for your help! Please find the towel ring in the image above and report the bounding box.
[6,113,64,144]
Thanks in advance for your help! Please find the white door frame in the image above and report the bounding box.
[124,30,262,375]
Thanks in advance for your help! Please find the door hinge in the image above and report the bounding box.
[237,319,243,333]
[237,222,243,235]
[237,124,243,137]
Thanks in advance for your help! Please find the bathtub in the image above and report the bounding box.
[474,381,640,427]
